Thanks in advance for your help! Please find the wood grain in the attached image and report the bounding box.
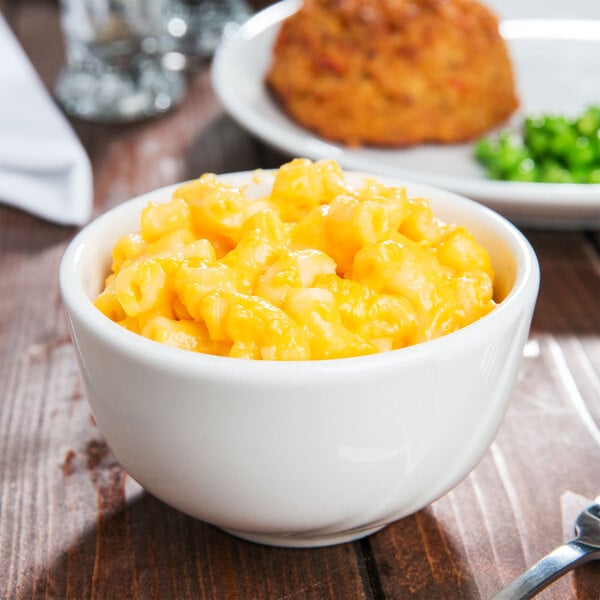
[0,1,599,598]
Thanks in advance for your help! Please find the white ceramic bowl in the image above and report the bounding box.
[60,170,539,547]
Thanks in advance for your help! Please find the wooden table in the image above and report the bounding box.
[1,2,599,598]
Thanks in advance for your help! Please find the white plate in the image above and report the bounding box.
[212,0,600,228]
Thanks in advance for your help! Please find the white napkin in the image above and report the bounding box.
[0,12,93,226]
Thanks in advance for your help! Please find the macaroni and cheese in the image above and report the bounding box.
[95,159,496,360]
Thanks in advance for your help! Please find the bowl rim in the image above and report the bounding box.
[59,169,540,376]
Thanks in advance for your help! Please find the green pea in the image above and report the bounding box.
[488,165,506,180]
[543,115,573,136]
[499,146,529,172]
[565,136,598,168]
[569,167,593,184]
[549,129,579,160]
[576,106,600,137]
[588,168,600,184]
[474,138,498,163]
[591,133,600,161]
[524,116,546,135]
[473,105,600,183]
[541,162,574,183]
[508,158,539,182]
[524,128,550,158]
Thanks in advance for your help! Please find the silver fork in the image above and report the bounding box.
[491,495,600,600]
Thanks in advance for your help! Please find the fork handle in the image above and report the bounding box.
[490,539,600,600]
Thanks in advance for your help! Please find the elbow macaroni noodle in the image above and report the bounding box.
[95,159,496,360]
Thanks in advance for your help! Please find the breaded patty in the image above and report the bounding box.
[266,0,519,147]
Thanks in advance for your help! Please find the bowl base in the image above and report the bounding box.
[220,523,387,548]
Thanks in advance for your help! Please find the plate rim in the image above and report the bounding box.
[211,0,600,227]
